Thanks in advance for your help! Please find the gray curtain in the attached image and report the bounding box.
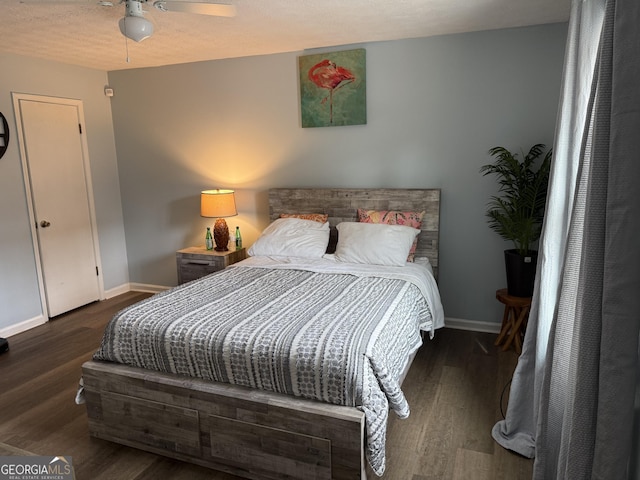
[492,0,640,478]
[491,0,605,459]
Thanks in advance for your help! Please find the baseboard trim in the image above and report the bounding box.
[445,317,501,334]
[1,284,171,338]
[104,283,131,299]
[1,315,47,338]
[104,283,171,296]
[129,282,170,294]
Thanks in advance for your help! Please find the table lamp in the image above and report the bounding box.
[201,189,237,251]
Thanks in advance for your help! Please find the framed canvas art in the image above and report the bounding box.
[299,48,366,128]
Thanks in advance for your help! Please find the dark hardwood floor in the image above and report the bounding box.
[0,292,532,479]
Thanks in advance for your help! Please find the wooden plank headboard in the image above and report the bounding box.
[269,188,441,279]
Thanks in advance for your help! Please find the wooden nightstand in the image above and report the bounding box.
[176,246,247,284]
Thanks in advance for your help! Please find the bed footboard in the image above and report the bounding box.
[82,360,366,480]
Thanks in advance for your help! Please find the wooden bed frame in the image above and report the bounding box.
[82,188,441,480]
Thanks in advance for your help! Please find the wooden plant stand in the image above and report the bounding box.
[494,288,532,354]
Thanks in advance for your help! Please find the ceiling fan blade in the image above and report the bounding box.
[19,0,114,5]
[152,1,235,17]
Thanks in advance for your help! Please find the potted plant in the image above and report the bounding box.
[480,144,552,297]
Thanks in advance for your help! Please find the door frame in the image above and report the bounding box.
[12,93,104,319]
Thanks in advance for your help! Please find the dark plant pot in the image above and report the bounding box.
[504,249,538,297]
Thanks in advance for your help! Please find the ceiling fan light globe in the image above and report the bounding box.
[118,16,154,42]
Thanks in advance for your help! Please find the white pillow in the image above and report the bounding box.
[248,217,330,258]
[334,222,420,266]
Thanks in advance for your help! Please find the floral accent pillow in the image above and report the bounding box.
[280,213,328,223]
[356,209,425,261]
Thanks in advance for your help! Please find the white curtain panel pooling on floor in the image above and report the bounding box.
[492,0,640,478]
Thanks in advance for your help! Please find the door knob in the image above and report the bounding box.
[39,220,51,228]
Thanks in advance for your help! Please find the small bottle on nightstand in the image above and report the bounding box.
[205,227,213,250]
[235,226,242,250]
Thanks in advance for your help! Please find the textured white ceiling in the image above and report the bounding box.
[0,0,571,71]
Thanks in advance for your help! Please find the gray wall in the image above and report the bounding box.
[0,53,129,335]
[108,22,568,326]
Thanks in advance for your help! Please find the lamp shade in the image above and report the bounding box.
[119,15,154,42]
[201,189,237,218]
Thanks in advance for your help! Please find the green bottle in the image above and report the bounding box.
[205,227,213,250]
[235,226,242,250]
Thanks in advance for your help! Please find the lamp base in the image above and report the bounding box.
[213,218,230,251]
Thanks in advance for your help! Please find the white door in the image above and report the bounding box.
[17,97,101,317]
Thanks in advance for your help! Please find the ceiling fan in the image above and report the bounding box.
[117,0,236,42]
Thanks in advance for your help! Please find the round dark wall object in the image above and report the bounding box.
[0,112,9,160]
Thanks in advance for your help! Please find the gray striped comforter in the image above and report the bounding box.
[93,259,439,475]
